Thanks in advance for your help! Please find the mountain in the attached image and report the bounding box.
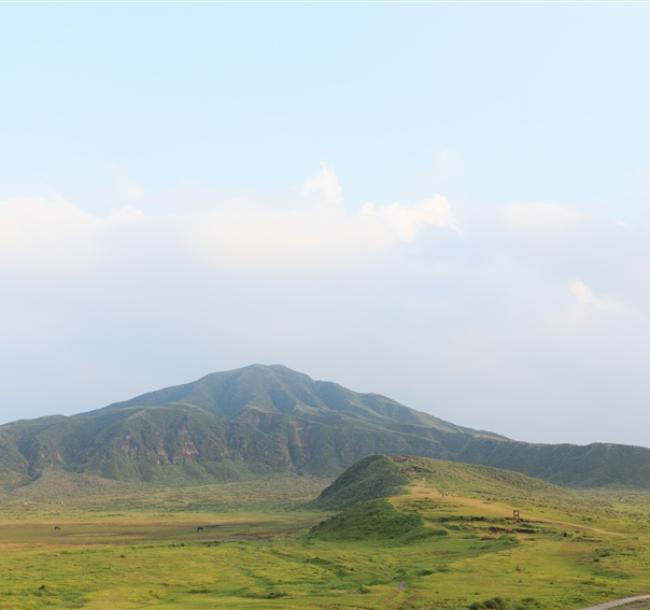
[308,455,571,543]
[1,364,650,490]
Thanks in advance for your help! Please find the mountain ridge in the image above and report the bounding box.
[1,364,649,490]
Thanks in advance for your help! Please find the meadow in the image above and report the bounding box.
[1,466,650,610]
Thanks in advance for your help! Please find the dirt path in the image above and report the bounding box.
[578,594,650,610]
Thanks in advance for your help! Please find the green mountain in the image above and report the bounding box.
[1,364,649,489]
[309,455,571,543]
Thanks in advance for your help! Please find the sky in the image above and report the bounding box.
[1,3,650,447]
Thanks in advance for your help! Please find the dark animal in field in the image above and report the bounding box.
[196,526,204,532]
[53,526,61,531]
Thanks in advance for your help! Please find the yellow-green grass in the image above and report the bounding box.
[1,464,650,609]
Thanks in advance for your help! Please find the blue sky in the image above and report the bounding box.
[1,3,650,446]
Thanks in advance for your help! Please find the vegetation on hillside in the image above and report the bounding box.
[309,454,409,510]
[309,498,428,542]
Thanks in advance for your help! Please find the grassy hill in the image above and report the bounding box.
[1,364,650,490]
[309,455,575,546]
[311,455,568,511]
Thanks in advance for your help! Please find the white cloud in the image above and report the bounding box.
[185,186,458,272]
[301,162,343,207]
[0,196,144,274]
[502,203,586,231]
[184,164,458,271]
[0,164,458,273]
[360,196,458,241]
[0,166,458,275]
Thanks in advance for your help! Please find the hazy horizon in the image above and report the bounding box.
[2,3,650,448]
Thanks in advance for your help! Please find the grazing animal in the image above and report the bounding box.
[54,526,61,531]
[196,526,204,532]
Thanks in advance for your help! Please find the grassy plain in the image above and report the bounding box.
[1,465,650,610]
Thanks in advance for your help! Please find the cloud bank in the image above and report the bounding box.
[186,193,457,271]
[0,165,458,275]
[0,197,144,274]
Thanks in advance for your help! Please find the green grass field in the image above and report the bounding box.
[1,464,650,610]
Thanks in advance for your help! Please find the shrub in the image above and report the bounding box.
[468,597,510,610]
[484,598,508,610]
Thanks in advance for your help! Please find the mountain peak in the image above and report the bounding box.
[201,363,314,383]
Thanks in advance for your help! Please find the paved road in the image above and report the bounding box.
[578,595,650,610]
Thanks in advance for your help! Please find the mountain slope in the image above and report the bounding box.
[1,364,649,490]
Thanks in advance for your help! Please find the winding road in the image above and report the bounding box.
[578,595,650,610]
